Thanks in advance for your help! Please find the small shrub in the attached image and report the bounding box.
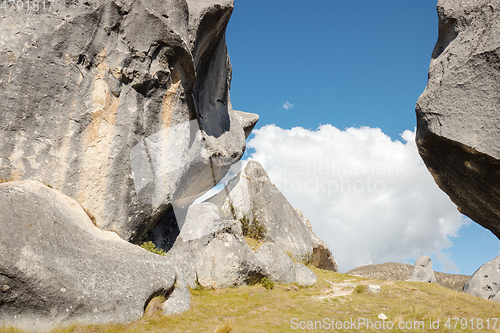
[353,284,367,294]
[229,201,237,220]
[261,277,274,290]
[140,241,166,256]
[240,215,266,241]
[300,252,314,266]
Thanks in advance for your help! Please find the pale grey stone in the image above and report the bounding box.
[463,255,500,302]
[255,242,296,284]
[145,204,241,288]
[409,256,437,283]
[416,0,500,238]
[196,232,265,289]
[368,285,381,294]
[294,263,318,288]
[0,181,177,331]
[162,283,191,316]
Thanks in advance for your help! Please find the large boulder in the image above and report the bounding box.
[415,0,500,238]
[463,256,500,302]
[0,181,178,331]
[255,242,296,284]
[207,161,339,271]
[408,256,437,283]
[196,232,265,289]
[0,0,258,243]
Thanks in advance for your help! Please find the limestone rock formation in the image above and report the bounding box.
[0,0,258,243]
[408,256,437,283]
[208,161,339,270]
[146,202,320,289]
[145,161,335,289]
[0,181,178,331]
[415,0,500,238]
[463,255,500,302]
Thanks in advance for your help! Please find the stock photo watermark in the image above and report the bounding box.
[266,158,400,195]
[291,317,499,331]
[279,176,387,194]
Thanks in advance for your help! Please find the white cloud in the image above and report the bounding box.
[246,124,467,272]
[282,102,294,110]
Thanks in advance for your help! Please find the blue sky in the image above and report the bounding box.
[224,0,500,275]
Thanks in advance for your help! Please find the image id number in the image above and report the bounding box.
[1,0,55,12]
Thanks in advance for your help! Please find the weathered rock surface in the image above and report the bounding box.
[161,283,192,315]
[0,181,178,331]
[196,232,265,289]
[296,209,339,272]
[415,0,500,238]
[255,242,296,284]
[208,161,339,271]
[409,256,437,283]
[0,0,258,243]
[294,263,318,287]
[146,202,239,288]
[463,255,500,302]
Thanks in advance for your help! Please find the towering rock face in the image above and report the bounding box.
[415,0,500,238]
[0,0,257,242]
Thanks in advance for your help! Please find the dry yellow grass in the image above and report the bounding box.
[1,268,499,333]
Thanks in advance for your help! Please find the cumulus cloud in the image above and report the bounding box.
[245,124,467,272]
[282,102,294,110]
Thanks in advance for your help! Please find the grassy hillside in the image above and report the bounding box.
[347,262,471,291]
[1,268,499,333]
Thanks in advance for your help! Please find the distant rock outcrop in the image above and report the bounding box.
[415,0,500,238]
[0,181,178,331]
[409,256,437,283]
[0,0,258,243]
[347,262,470,291]
[463,256,500,302]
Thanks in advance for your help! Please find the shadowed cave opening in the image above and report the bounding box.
[142,208,180,254]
